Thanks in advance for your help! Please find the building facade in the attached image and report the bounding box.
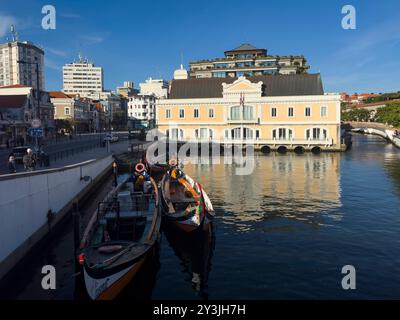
[140,78,169,99]
[50,91,92,133]
[157,74,342,151]
[62,55,103,98]
[0,41,45,90]
[117,81,137,97]
[128,93,156,128]
[0,85,54,146]
[189,44,309,79]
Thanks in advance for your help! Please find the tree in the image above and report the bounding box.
[341,108,372,122]
[111,111,127,130]
[374,101,400,127]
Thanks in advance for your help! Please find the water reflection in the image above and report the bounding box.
[163,222,215,300]
[183,153,342,232]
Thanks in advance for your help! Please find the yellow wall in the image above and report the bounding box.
[157,101,341,147]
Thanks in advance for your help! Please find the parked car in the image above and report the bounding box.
[12,146,30,163]
[103,133,119,143]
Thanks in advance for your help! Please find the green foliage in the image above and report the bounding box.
[55,119,73,132]
[341,108,372,122]
[363,93,400,104]
[374,101,400,127]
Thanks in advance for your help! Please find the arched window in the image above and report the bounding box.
[272,128,293,140]
[169,128,184,140]
[194,128,213,140]
[306,128,328,140]
[228,127,254,140]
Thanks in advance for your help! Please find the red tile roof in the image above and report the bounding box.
[49,91,73,99]
[0,84,31,89]
[0,95,28,108]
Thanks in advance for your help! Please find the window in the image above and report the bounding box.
[179,109,185,118]
[208,108,214,118]
[321,106,327,117]
[230,106,241,120]
[271,107,277,117]
[305,107,311,117]
[166,109,171,119]
[230,105,254,120]
[272,128,293,140]
[194,108,199,118]
[195,128,213,140]
[288,107,294,117]
[306,128,328,140]
[65,107,70,115]
[169,128,184,140]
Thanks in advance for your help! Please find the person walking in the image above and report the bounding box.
[8,153,16,173]
[23,148,36,172]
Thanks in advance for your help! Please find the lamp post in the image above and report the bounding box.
[17,60,41,150]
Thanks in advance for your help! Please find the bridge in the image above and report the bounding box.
[343,121,400,149]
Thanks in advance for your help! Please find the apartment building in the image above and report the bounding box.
[0,41,45,91]
[189,44,309,79]
[62,55,103,98]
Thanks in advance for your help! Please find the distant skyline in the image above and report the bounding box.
[1,0,400,94]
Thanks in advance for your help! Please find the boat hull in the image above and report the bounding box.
[83,250,149,300]
[161,174,214,233]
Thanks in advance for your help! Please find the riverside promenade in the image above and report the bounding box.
[0,135,147,280]
[0,136,145,175]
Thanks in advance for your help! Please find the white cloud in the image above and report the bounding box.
[79,35,105,45]
[46,47,68,57]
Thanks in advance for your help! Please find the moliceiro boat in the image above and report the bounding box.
[79,164,161,300]
[161,160,214,232]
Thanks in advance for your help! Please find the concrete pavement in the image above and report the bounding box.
[0,138,145,176]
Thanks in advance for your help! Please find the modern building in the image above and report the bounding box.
[62,54,104,98]
[140,78,169,99]
[0,39,45,90]
[189,44,309,79]
[156,72,342,152]
[127,93,156,128]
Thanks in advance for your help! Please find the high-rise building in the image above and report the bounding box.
[0,35,45,90]
[189,43,309,79]
[62,54,103,98]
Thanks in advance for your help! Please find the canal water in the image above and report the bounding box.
[1,133,400,299]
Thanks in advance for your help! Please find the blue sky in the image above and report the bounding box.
[1,0,400,94]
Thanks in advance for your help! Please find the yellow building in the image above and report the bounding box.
[157,74,343,152]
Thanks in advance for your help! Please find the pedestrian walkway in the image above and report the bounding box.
[0,139,145,176]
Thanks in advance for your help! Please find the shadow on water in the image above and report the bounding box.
[163,221,215,300]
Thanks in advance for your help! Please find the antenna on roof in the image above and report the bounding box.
[10,24,19,42]
[180,53,184,69]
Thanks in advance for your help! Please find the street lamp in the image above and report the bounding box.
[17,60,41,150]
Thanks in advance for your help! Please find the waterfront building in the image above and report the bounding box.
[156,72,342,151]
[140,78,169,99]
[189,44,309,79]
[62,54,104,98]
[0,85,54,146]
[0,33,45,90]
